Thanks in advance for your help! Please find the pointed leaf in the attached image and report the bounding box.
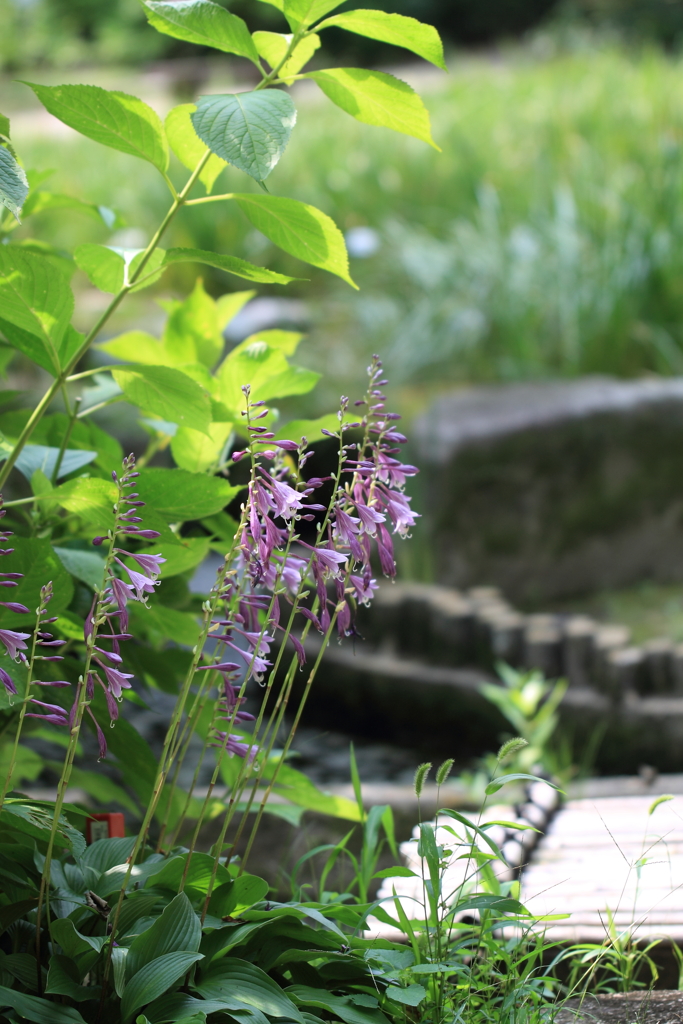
[252,32,320,82]
[14,444,96,482]
[234,194,355,286]
[142,1,258,62]
[165,104,226,193]
[171,422,233,473]
[112,364,212,435]
[317,10,446,70]
[196,957,305,1021]
[0,536,73,628]
[283,0,344,30]
[306,69,438,149]
[52,477,117,532]
[122,951,204,1022]
[287,987,385,1024]
[46,955,97,1002]
[97,330,168,366]
[386,985,426,1007]
[54,546,106,589]
[0,985,87,1024]
[135,467,241,521]
[274,413,339,442]
[0,247,74,375]
[74,244,166,294]
[0,146,29,222]
[164,247,299,285]
[162,278,223,368]
[192,91,296,184]
[126,893,201,980]
[24,83,169,173]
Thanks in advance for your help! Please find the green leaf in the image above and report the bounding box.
[128,602,200,648]
[0,984,87,1024]
[454,893,529,916]
[306,69,439,149]
[252,32,320,82]
[373,867,417,879]
[21,190,122,228]
[122,952,204,1023]
[126,893,201,980]
[98,330,169,366]
[208,874,269,917]
[273,414,338,442]
[52,476,117,533]
[195,958,305,1022]
[238,329,303,356]
[137,537,210,578]
[215,340,319,416]
[282,0,344,30]
[171,422,233,473]
[24,83,169,173]
[52,765,139,815]
[46,955,97,1001]
[82,835,137,874]
[192,90,296,184]
[287,987,386,1024]
[165,104,226,194]
[142,1,258,62]
[13,444,96,482]
[164,248,300,286]
[386,985,426,1007]
[162,278,224,368]
[0,246,74,375]
[484,773,562,796]
[53,546,106,589]
[268,762,361,821]
[135,467,241,521]
[0,145,29,222]
[144,853,230,894]
[112,364,212,435]
[234,194,355,286]
[0,899,39,937]
[316,10,446,70]
[0,535,73,629]
[0,114,10,139]
[74,244,166,294]
[1,801,85,858]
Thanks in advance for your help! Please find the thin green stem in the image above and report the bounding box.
[0,149,212,491]
[184,193,235,206]
[0,605,41,812]
[51,395,81,484]
[65,366,120,383]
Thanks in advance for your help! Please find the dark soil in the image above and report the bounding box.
[558,992,683,1024]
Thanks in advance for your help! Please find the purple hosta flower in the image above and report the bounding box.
[116,563,158,601]
[376,523,396,578]
[211,731,258,762]
[223,642,270,683]
[99,664,134,700]
[312,546,348,578]
[263,554,306,594]
[0,667,16,695]
[26,699,69,727]
[119,550,166,578]
[108,577,134,632]
[268,478,304,520]
[0,602,29,614]
[349,573,379,606]
[218,680,255,725]
[382,489,418,537]
[354,500,386,538]
[0,628,30,661]
[376,452,418,489]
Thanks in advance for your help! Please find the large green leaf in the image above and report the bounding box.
[131,537,210,578]
[0,409,122,470]
[215,340,318,415]
[316,10,446,70]
[192,91,296,184]
[274,413,338,442]
[164,248,299,286]
[252,32,320,82]
[25,83,169,173]
[283,0,344,30]
[128,601,200,648]
[0,802,85,859]
[0,985,87,1024]
[14,444,96,482]
[144,852,231,894]
[165,104,226,193]
[21,190,121,228]
[0,246,74,375]
[162,278,226,369]
[234,194,355,286]
[0,535,73,629]
[52,477,117,533]
[53,546,106,590]
[81,835,137,874]
[45,955,97,1001]
[195,958,304,1021]
[74,244,166,294]
[122,951,204,1023]
[287,987,386,1024]
[208,874,268,917]
[268,762,361,821]
[126,893,201,980]
[112,364,212,435]
[0,145,29,222]
[142,1,258,62]
[135,467,241,521]
[171,422,233,473]
[306,69,439,149]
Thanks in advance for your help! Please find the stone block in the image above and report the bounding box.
[413,376,683,602]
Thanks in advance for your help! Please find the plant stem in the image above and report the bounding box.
[0,150,211,491]
[0,608,41,812]
[51,395,82,484]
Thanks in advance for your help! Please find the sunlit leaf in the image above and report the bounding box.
[74,244,166,294]
[164,247,300,285]
[316,10,446,70]
[113,364,213,435]
[165,103,226,193]
[252,31,320,82]
[0,146,28,222]
[142,0,258,62]
[0,246,74,375]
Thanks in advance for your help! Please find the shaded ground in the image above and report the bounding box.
[558,992,683,1024]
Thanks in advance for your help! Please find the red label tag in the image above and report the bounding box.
[86,813,125,844]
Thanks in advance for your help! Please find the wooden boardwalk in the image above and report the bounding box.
[521,795,683,942]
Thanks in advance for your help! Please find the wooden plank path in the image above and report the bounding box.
[521,795,683,942]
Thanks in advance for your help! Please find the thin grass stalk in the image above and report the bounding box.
[0,600,43,812]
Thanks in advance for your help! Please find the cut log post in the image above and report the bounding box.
[592,624,631,691]
[489,610,526,668]
[563,616,597,687]
[428,589,476,664]
[606,646,645,699]
[473,599,514,666]
[524,615,562,678]
[641,637,675,694]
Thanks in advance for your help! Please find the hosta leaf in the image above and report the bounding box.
[24,83,169,173]
[112,364,212,435]
[0,246,74,375]
[126,893,201,980]
[121,951,204,1023]
[135,467,241,521]
[274,413,339,442]
[128,602,200,647]
[74,244,166,294]
[0,146,29,222]
[195,958,305,1021]
[165,104,226,193]
[0,985,87,1024]
[283,0,344,30]
[134,537,210,578]
[46,954,97,1002]
[306,69,439,149]
[192,91,296,184]
[144,852,231,894]
[1,801,85,859]
[171,422,233,473]
[316,10,446,70]
[234,194,355,286]
[252,32,320,82]
[142,1,258,62]
[287,987,385,1024]
[386,985,426,1007]
[164,248,300,285]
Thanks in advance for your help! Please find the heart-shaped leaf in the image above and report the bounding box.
[192,90,296,183]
